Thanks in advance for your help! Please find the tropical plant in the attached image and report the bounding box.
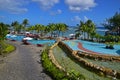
[22,19,29,32]
[85,20,96,40]
[56,23,68,37]
[75,20,96,40]
[103,12,120,36]
[0,22,9,54]
[47,23,56,37]
[11,21,19,33]
[0,22,8,41]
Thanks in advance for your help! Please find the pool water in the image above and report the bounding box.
[6,34,55,45]
[6,34,25,41]
[63,41,80,50]
[64,40,120,56]
[28,40,55,45]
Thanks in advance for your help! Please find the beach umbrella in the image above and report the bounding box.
[23,37,33,40]
[69,34,75,37]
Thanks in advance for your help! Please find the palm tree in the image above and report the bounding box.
[11,21,19,34]
[47,23,56,37]
[55,23,68,37]
[75,21,88,40]
[85,20,96,40]
[35,24,45,37]
[35,24,41,33]
[22,19,29,32]
[59,23,68,37]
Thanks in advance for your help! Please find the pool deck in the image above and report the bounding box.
[78,42,100,54]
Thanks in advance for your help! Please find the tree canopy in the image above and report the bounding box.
[103,12,120,35]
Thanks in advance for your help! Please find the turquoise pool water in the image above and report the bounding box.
[27,40,55,45]
[6,34,25,41]
[6,34,55,45]
[64,40,120,56]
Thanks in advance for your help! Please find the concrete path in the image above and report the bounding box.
[0,41,52,80]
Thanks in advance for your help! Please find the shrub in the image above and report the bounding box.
[0,41,15,55]
[41,50,67,80]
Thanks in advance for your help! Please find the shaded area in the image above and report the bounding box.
[116,50,120,55]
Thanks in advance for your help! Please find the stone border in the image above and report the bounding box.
[77,51,120,62]
[48,41,65,72]
[57,41,120,79]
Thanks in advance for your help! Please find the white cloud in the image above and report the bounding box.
[84,16,89,21]
[0,0,29,14]
[65,0,96,12]
[0,16,5,19]
[32,0,59,10]
[57,9,62,14]
[50,9,62,15]
[71,16,81,22]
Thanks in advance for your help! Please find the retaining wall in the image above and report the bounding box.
[57,41,120,79]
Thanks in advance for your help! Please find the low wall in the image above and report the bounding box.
[77,51,120,62]
[48,41,65,72]
[58,41,73,54]
[57,41,120,79]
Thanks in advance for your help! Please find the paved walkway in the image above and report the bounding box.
[0,41,52,80]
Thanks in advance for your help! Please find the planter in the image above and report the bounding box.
[105,45,114,49]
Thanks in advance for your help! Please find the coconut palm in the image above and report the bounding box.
[60,23,68,37]
[47,23,56,37]
[85,20,96,40]
[75,21,87,40]
[55,23,68,37]
[11,21,19,34]
[103,12,120,36]
[22,19,29,32]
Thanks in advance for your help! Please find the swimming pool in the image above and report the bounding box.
[28,40,55,45]
[6,34,25,41]
[64,40,120,56]
[6,34,55,45]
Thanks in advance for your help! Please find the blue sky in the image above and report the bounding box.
[0,0,120,27]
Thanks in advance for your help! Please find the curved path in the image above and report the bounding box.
[0,41,52,80]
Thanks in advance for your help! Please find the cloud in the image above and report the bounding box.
[0,0,28,14]
[50,9,62,15]
[71,16,81,22]
[65,0,96,12]
[0,16,5,19]
[32,0,59,10]
[84,16,89,21]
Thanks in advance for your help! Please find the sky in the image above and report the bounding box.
[0,0,120,27]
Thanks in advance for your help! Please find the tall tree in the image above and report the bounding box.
[11,21,19,33]
[85,20,96,40]
[47,23,56,37]
[22,19,29,31]
[103,12,120,35]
